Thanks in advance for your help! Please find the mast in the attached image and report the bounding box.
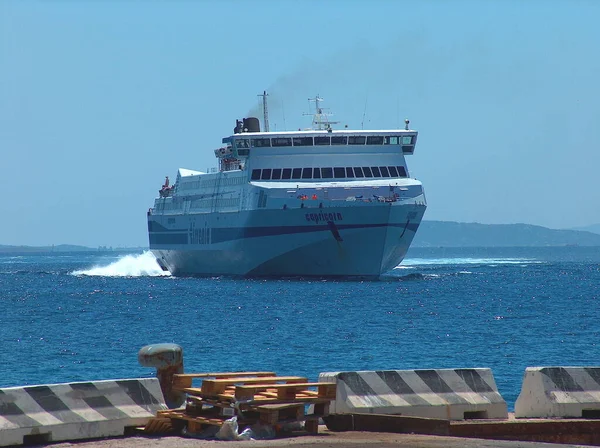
[258,91,270,132]
[306,95,339,130]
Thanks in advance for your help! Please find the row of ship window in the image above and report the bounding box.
[235,135,415,148]
[251,165,408,181]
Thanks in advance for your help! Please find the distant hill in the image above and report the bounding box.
[570,224,600,235]
[412,221,600,247]
[2,221,600,251]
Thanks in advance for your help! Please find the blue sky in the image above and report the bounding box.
[2,0,599,247]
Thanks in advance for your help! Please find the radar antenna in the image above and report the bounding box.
[258,91,270,132]
[303,95,339,130]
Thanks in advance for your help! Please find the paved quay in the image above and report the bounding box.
[50,429,589,448]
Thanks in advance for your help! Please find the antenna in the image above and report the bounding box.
[258,91,269,132]
[282,100,286,130]
[361,97,368,130]
[304,95,339,130]
[397,96,400,129]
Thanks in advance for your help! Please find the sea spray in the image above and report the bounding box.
[71,251,170,277]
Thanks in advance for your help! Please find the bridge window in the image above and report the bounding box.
[321,167,333,178]
[293,137,314,146]
[235,139,250,148]
[348,136,366,144]
[331,136,348,145]
[385,136,399,145]
[253,138,271,147]
[402,136,414,145]
[251,165,409,182]
[237,148,249,156]
[261,168,272,180]
[272,138,292,147]
[314,136,331,145]
[367,136,384,145]
[334,167,345,178]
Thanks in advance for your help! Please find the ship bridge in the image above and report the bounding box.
[217,129,418,180]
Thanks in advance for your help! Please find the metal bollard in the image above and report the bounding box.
[138,343,184,408]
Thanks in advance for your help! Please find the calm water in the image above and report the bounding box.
[1,246,599,410]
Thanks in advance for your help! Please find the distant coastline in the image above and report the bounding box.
[411,221,600,248]
[0,244,147,254]
[1,221,600,253]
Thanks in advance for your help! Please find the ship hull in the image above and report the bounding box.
[149,202,425,278]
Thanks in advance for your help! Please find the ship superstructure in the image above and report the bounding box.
[147,95,426,277]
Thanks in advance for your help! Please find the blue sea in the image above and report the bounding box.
[1,246,599,410]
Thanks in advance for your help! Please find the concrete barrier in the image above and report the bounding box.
[319,369,508,420]
[515,366,600,418]
[0,378,166,447]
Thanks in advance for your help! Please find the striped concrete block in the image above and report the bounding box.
[515,367,600,418]
[0,378,166,447]
[319,369,508,420]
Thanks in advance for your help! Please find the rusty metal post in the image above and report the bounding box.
[138,343,184,408]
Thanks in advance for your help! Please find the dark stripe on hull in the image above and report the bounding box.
[149,222,420,246]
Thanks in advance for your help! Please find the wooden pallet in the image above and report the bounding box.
[158,409,228,433]
[158,405,323,435]
[198,376,309,396]
[172,371,276,391]
[143,416,173,434]
[234,382,336,400]
[147,371,336,436]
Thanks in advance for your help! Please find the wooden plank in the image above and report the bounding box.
[234,382,336,400]
[175,371,276,379]
[172,371,275,390]
[304,419,319,434]
[242,396,332,406]
[255,403,307,411]
[201,376,307,396]
[195,394,331,407]
[299,390,319,397]
[257,403,304,425]
[318,383,337,399]
[167,413,227,426]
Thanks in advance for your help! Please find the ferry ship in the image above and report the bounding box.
[147,94,426,277]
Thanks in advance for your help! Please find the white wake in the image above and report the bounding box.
[397,257,541,268]
[72,251,171,277]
